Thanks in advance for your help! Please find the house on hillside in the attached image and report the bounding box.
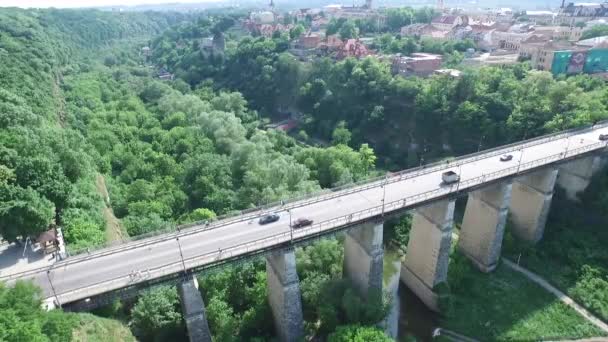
[392,53,443,77]
[400,23,434,38]
[296,32,322,49]
[336,39,372,59]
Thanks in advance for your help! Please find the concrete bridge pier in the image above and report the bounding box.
[266,249,304,342]
[557,156,603,200]
[510,168,558,243]
[401,200,455,311]
[178,275,212,342]
[459,182,512,272]
[343,222,384,298]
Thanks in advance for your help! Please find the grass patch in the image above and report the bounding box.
[503,187,608,322]
[72,313,136,342]
[440,252,605,341]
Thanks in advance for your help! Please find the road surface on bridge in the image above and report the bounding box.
[2,124,608,305]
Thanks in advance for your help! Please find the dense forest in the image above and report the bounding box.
[1,6,608,342]
[0,7,386,341]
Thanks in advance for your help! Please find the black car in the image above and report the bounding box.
[291,218,313,229]
[258,213,280,225]
[599,134,608,141]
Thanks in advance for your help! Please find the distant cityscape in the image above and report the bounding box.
[190,0,608,78]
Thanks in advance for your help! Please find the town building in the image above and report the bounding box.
[392,53,443,77]
[250,11,276,25]
[431,15,467,31]
[577,35,608,48]
[551,48,608,75]
[400,23,434,38]
[434,68,462,77]
[462,51,520,67]
[525,11,557,25]
[532,25,583,41]
[336,39,372,59]
[557,2,608,25]
[489,30,532,51]
[296,32,322,49]
[519,34,552,57]
[525,40,579,71]
[326,35,343,50]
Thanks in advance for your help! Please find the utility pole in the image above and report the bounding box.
[477,135,485,152]
[381,175,387,216]
[517,148,524,173]
[456,164,463,192]
[46,269,61,308]
[287,209,293,244]
[176,236,187,273]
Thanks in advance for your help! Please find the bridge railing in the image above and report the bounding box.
[58,121,608,262]
[45,140,607,303]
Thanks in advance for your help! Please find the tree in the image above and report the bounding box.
[0,185,54,242]
[130,286,183,342]
[386,8,414,31]
[339,20,359,40]
[0,281,77,342]
[581,24,608,40]
[289,24,305,40]
[359,144,376,175]
[178,207,216,224]
[332,121,352,146]
[328,325,392,342]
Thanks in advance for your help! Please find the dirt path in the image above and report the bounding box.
[503,258,608,334]
[95,174,127,243]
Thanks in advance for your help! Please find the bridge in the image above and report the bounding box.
[2,123,608,342]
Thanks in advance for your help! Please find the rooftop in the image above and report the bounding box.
[577,35,608,47]
[432,15,459,24]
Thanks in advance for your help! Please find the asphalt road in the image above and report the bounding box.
[2,124,608,304]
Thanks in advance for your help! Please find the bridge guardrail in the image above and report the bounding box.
[50,121,608,266]
[41,140,607,302]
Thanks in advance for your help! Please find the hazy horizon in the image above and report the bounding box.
[0,0,224,9]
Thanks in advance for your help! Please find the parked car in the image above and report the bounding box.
[441,171,460,184]
[500,154,513,162]
[599,134,608,141]
[258,213,280,225]
[291,218,313,229]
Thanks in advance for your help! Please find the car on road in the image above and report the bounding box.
[599,134,608,141]
[441,171,460,185]
[258,213,280,225]
[500,154,513,162]
[291,218,313,229]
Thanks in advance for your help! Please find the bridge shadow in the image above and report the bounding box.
[0,242,49,275]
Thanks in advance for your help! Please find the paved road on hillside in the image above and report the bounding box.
[2,123,608,305]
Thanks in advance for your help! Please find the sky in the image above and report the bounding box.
[0,0,222,8]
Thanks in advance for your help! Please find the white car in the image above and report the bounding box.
[441,171,460,184]
[500,154,513,162]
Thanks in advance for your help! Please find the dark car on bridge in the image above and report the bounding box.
[258,213,280,225]
[291,218,313,229]
[599,134,608,141]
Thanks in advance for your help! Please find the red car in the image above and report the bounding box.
[291,218,313,229]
